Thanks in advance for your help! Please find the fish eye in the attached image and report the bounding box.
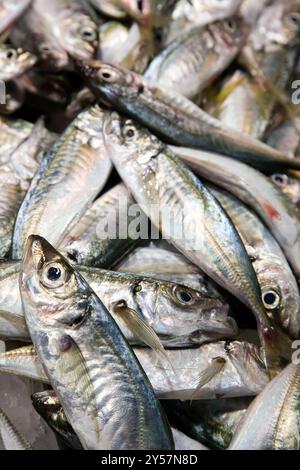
[6,49,16,60]
[124,126,136,139]
[80,27,97,42]
[41,263,69,289]
[262,289,281,310]
[287,12,300,25]
[39,44,50,53]
[224,19,235,31]
[173,285,196,305]
[272,174,288,187]
[98,68,117,83]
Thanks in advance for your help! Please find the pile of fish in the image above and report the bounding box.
[1,0,300,451]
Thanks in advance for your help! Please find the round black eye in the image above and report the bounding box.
[225,20,235,31]
[288,13,300,24]
[262,290,280,310]
[272,174,287,186]
[178,290,192,303]
[6,50,15,59]
[126,128,135,138]
[47,266,61,281]
[102,72,111,79]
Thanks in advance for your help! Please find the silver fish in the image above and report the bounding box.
[0,44,36,81]
[20,235,174,450]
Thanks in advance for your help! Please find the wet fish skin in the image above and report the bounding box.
[0,44,36,81]
[78,60,300,173]
[59,183,138,269]
[0,118,56,259]
[229,363,300,449]
[103,113,290,373]
[145,16,248,101]
[32,390,83,450]
[0,340,268,400]
[0,259,236,346]
[164,0,242,43]
[163,397,252,449]
[0,0,32,35]
[209,185,300,339]
[90,0,149,23]
[12,105,112,260]
[171,146,300,281]
[20,235,174,450]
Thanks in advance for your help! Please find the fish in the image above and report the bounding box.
[145,16,248,101]
[32,390,83,450]
[99,21,151,74]
[20,235,174,450]
[0,118,56,259]
[0,260,235,346]
[78,60,300,173]
[171,146,300,282]
[271,173,300,208]
[12,105,112,259]
[103,113,291,374]
[209,185,300,339]
[0,115,32,163]
[267,119,300,158]
[115,244,226,296]
[0,0,31,35]
[164,0,242,44]
[163,397,252,449]
[0,406,32,450]
[58,183,138,269]
[0,44,36,81]
[229,363,300,449]
[31,389,207,450]
[0,340,268,399]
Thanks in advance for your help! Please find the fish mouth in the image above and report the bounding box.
[191,316,238,343]
[22,235,59,277]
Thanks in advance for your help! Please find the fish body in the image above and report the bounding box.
[12,105,112,259]
[172,146,300,281]
[230,363,300,449]
[79,61,300,173]
[145,17,247,100]
[210,185,300,338]
[20,235,174,450]
[0,261,234,346]
[59,184,138,269]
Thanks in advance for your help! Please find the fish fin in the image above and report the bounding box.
[113,301,174,372]
[190,356,226,403]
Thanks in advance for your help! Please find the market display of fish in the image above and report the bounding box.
[0,0,300,451]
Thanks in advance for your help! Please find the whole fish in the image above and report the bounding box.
[145,17,247,101]
[20,235,174,450]
[12,105,112,259]
[103,113,291,373]
[164,0,242,44]
[163,397,252,449]
[171,146,300,281]
[79,60,300,173]
[0,340,268,399]
[271,173,300,208]
[230,363,300,449]
[0,44,36,81]
[0,261,234,346]
[0,118,56,259]
[0,0,31,35]
[59,184,138,269]
[209,185,300,339]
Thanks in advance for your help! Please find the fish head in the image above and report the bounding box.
[20,235,90,331]
[60,15,99,60]
[0,45,36,80]
[78,60,145,101]
[36,41,70,70]
[129,278,236,342]
[271,173,300,206]
[209,15,249,50]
